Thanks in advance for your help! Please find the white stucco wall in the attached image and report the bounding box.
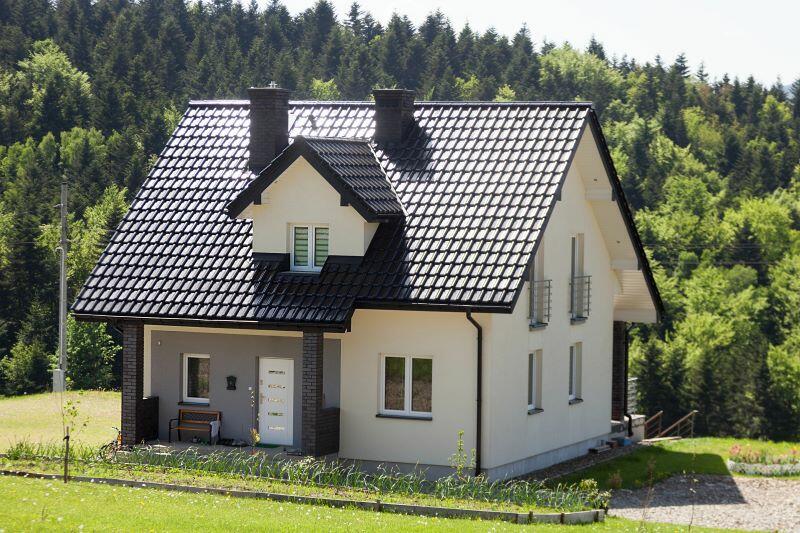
[248,157,378,256]
[139,128,648,476]
[479,154,617,474]
[338,309,477,467]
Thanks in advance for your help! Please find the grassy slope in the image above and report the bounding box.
[558,437,800,490]
[0,391,120,448]
[0,475,734,532]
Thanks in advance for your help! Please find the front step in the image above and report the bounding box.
[588,444,612,454]
[641,436,682,444]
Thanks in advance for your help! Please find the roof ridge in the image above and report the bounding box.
[188,99,595,108]
[298,135,373,143]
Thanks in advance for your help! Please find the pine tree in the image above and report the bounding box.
[586,36,606,61]
[505,26,539,99]
[790,78,800,120]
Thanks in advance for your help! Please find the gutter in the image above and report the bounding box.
[465,311,483,477]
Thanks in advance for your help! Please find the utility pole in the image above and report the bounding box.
[53,179,68,393]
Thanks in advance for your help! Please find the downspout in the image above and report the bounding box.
[625,323,634,437]
[465,311,482,477]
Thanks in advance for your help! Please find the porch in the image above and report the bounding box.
[120,322,341,457]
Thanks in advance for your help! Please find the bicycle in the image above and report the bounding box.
[99,426,123,461]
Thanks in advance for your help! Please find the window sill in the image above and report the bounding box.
[527,407,544,415]
[376,413,433,421]
[568,398,584,405]
[570,317,588,325]
[179,401,210,406]
[529,322,548,331]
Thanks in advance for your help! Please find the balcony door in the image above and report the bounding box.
[570,234,586,318]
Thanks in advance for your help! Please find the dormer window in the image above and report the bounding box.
[291,224,329,271]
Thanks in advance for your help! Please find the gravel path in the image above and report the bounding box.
[610,474,800,532]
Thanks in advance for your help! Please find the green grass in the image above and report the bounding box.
[558,437,800,490]
[0,474,734,532]
[0,390,120,448]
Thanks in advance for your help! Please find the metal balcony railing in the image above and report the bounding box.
[529,279,552,326]
[570,274,591,320]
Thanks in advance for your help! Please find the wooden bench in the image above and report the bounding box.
[169,409,222,444]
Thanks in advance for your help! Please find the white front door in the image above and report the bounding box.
[258,357,294,446]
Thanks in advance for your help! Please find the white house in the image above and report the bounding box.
[72,87,662,480]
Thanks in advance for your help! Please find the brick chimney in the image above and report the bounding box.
[248,86,290,172]
[372,89,415,144]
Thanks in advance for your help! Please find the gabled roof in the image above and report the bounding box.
[71,100,662,330]
[228,136,404,221]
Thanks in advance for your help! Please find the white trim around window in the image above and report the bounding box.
[568,343,582,403]
[183,353,210,404]
[290,224,329,272]
[379,354,433,418]
[528,350,543,412]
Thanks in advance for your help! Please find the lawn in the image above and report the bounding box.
[0,475,733,532]
[0,390,119,449]
[557,437,800,490]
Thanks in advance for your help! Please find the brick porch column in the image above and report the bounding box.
[121,321,145,445]
[302,329,324,455]
[611,321,628,421]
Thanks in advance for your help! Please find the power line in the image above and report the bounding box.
[642,243,767,249]
[660,261,780,266]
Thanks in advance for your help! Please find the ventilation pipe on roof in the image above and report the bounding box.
[372,89,415,144]
[248,86,290,172]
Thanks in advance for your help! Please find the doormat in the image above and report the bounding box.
[218,438,248,447]
[255,443,281,449]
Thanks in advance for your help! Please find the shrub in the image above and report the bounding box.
[1,338,52,394]
[63,316,119,390]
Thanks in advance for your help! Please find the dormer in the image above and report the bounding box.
[227,87,405,270]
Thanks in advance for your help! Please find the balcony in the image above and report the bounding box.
[529,279,552,327]
[570,275,591,322]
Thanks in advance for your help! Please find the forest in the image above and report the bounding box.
[0,0,799,440]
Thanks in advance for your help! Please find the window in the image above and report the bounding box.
[570,234,590,319]
[380,355,432,417]
[183,353,210,403]
[528,350,542,412]
[529,245,550,326]
[568,343,582,402]
[291,224,329,271]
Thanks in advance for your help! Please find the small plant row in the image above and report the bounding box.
[728,444,800,476]
[729,444,800,465]
[727,459,800,476]
[3,440,609,511]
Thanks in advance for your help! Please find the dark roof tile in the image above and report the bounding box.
[73,101,594,326]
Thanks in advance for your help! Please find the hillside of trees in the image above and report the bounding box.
[1,0,799,439]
